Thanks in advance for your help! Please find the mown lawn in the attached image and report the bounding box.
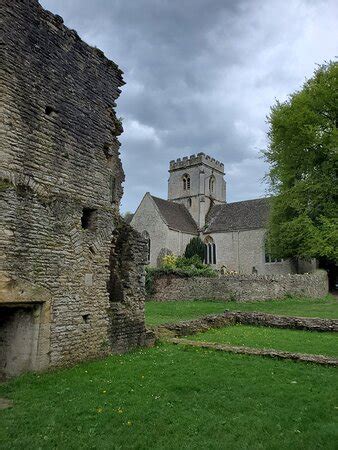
[146,296,338,325]
[188,325,338,357]
[223,296,338,319]
[0,344,337,449]
[145,300,230,325]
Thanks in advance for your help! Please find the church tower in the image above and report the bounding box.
[168,152,226,228]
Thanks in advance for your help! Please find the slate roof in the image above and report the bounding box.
[205,198,270,233]
[151,195,199,234]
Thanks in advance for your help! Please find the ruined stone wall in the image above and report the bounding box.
[149,270,328,302]
[108,220,149,352]
[154,311,338,337]
[0,0,147,373]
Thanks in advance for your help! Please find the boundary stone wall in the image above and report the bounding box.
[149,270,328,302]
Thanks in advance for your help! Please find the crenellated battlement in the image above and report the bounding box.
[169,152,224,173]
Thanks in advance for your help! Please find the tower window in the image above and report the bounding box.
[183,174,190,190]
[209,176,215,193]
[187,198,192,208]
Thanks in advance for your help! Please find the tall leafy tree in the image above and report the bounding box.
[264,61,338,263]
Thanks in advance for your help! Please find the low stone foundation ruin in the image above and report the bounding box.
[0,0,149,377]
[154,311,338,337]
[148,270,328,302]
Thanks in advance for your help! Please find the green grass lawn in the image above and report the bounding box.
[223,296,338,319]
[1,344,337,449]
[146,296,338,325]
[146,300,231,325]
[188,325,338,357]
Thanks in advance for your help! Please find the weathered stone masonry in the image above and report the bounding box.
[0,0,148,377]
[149,270,328,302]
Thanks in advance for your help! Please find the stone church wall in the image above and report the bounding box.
[131,194,170,266]
[149,270,328,302]
[210,229,294,275]
[1,0,147,376]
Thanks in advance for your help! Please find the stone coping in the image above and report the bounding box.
[169,338,338,366]
[153,311,338,337]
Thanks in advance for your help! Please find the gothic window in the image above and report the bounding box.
[182,174,190,190]
[204,236,216,265]
[141,231,151,263]
[209,176,215,193]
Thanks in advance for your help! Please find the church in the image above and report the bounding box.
[131,153,297,275]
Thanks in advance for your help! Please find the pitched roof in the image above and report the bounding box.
[151,195,199,234]
[205,198,270,233]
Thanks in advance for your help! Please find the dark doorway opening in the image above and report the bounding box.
[318,259,338,292]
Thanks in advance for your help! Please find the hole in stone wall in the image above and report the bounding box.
[82,314,90,324]
[81,208,97,231]
[45,106,57,116]
[103,143,112,159]
[110,175,116,205]
[89,245,96,255]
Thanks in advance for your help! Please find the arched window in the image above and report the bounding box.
[182,174,190,190]
[209,176,215,193]
[141,231,151,263]
[204,236,216,265]
[187,198,192,208]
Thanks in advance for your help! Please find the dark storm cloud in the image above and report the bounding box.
[41,0,337,212]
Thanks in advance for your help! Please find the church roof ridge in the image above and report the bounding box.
[149,194,199,235]
[205,197,270,233]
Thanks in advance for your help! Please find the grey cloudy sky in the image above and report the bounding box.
[41,0,337,213]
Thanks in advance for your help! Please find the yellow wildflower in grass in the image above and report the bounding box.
[127,421,132,426]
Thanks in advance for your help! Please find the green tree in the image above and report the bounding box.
[184,237,205,261]
[264,61,338,263]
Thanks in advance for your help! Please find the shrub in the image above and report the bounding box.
[162,254,178,268]
[184,237,205,261]
[176,255,205,270]
[145,255,217,295]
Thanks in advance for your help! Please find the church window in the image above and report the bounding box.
[187,198,192,208]
[182,174,190,190]
[204,236,216,264]
[141,231,151,263]
[209,176,215,193]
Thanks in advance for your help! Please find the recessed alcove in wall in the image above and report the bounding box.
[45,105,58,116]
[81,208,97,231]
[0,304,41,378]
